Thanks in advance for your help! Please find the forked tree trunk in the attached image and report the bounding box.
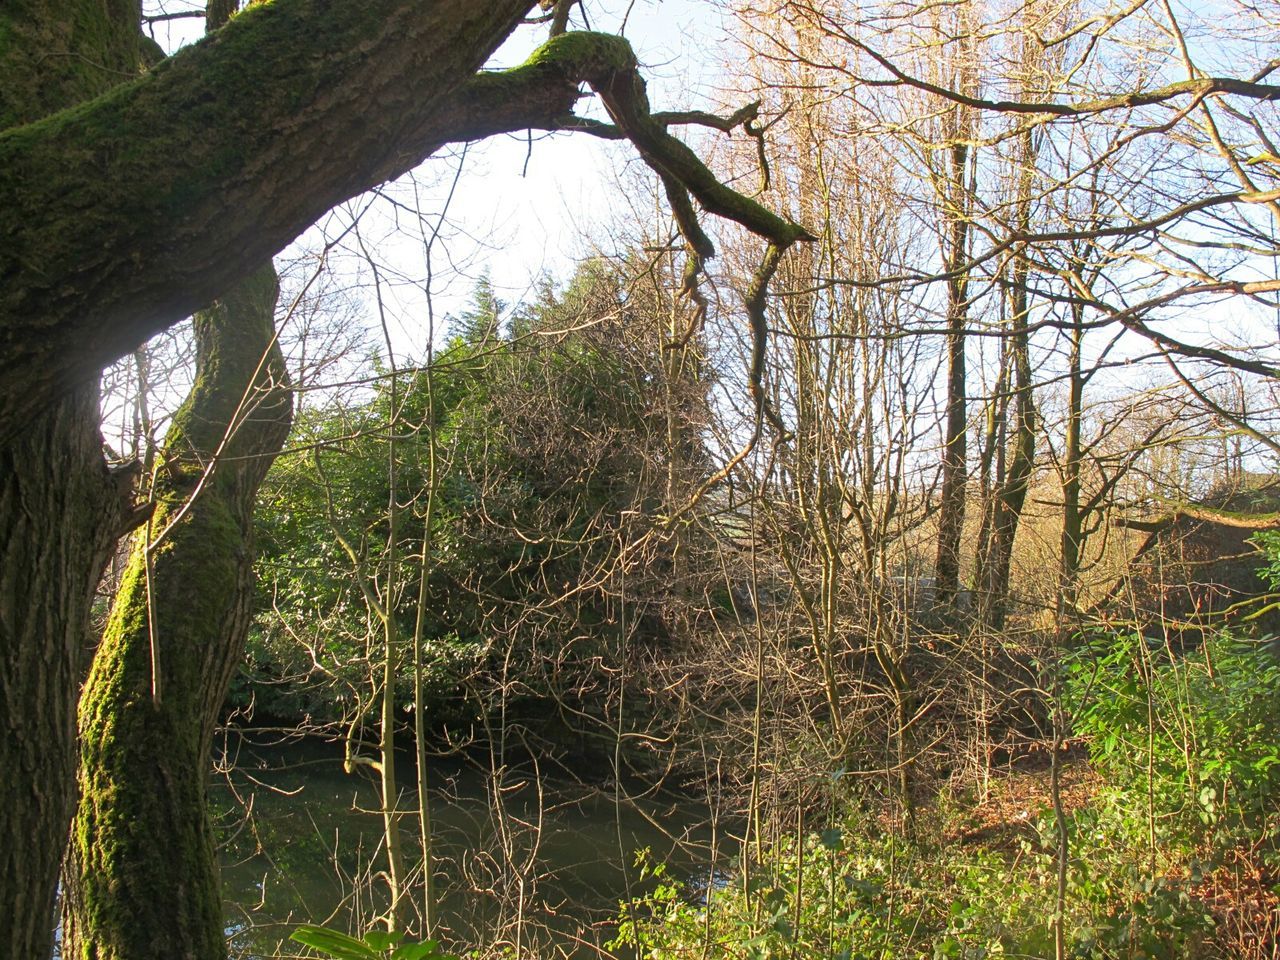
[0,10,562,953]
[63,265,292,960]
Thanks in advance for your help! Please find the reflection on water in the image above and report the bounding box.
[214,736,722,959]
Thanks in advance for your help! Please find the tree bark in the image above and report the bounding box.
[972,122,1038,630]
[0,390,131,959]
[934,141,972,608]
[0,0,143,130]
[0,4,141,957]
[1059,308,1085,615]
[63,265,292,960]
[974,257,1036,629]
[0,0,539,443]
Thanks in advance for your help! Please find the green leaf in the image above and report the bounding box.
[819,828,844,851]
[362,931,401,952]
[291,925,382,960]
[392,942,452,960]
[933,935,962,959]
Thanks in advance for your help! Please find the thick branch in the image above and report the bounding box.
[0,20,812,446]
[0,0,539,443]
[556,101,763,138]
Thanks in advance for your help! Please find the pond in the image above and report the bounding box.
[214,735,728,958]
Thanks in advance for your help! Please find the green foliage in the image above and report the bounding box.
[237,338,489,724]
[1064,628,1280,851]
[611,817,1225,960]
[1253,530,1280,604]
[448,271,503,343]
[291,924,457,960]
[612,617,1280,960]
[244,262,711,736]
[612,830,1061,960]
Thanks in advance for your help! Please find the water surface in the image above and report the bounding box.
[215,737,722,958]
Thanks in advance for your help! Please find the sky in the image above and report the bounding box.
[405,0,733,322]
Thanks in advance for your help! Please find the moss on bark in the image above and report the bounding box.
[64,497,243,960]
[0,0,141,130]
[63,264,291,960]
[0,0,538,442]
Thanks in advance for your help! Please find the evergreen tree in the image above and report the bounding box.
[450,272,505,345]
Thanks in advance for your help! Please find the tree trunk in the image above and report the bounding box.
[0,4,140,957]
[974,264,1036,629]
[63,265,291,960]
[0,390,130,959]
[973,129,1038,630]
[934,141,972,608]
[1059,306,1085,615]
[971,345,1008,618]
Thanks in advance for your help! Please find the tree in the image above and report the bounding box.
[58,0,296,949]
[63,265,291,960]
[0,3,806,438]
[0,3,808,957]
[0,7,147,956]
[969,15,1050,630]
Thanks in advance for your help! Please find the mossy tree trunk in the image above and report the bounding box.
[0,389,132,959]
[63,265,292,960]
[0,3,141,957]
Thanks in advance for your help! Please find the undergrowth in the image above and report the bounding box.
[611,628,1280,960]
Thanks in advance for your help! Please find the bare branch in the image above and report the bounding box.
[846,33,1280,117]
